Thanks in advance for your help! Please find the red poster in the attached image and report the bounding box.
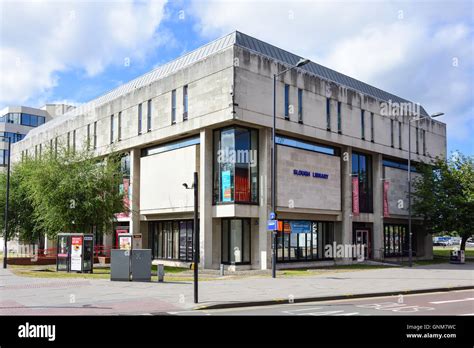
[352,177,359,216]
[383,181,390,217]
[116,179,130,218]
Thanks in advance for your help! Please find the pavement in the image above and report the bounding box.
[0,262,473,315]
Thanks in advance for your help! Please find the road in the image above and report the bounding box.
[169,289,474,316]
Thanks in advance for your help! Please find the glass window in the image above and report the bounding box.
[110,114,114,144]
[277,220,334,262]
[352,152,373,213]
[415,127,419,154]
[370,112,374,142]
[142,136,200,157]
[390,119,394,147]
[138,103,142,134]
[147,100,152,132]
[93,121,97,149]
[183,85,188,121]
[213,127,258,204]
[398,121,402,149]
[361,110,365,139]
[21,114,30,126]
[151,220,194,261]
[118,112,122,141]
[275,135,336,156]
[384,224,415,257]
[326,98,331,131]
[284,84,290,119]
[297,88,303,123]
[171,89,176,124]
[337,102,342,134]
[221,218,250,264]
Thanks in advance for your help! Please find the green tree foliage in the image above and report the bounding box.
[412,153,474,250]
[0,145,127,242]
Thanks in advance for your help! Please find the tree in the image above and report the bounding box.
[0,144,127,242]
[412,153,474,251]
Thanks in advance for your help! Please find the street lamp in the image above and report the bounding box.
[1,136,11,269]
[407,111,444,267]
[271,58,310,278]
[183,171,199,303]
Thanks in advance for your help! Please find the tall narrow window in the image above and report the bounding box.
[118,112,122,141]
[35,145,38,159]
[361,110,365,140]
[337,101,342,134]
[171,89,176,124]
[183,85,188,121]
[415,126,419,154]
[284,84,290,120]
[297,88,303,123]
[67,132,70,152]
[138,103,142,134]
[87,124,91,149]
[422,130,426,155]
[370,112,374,142]
[326,98,331,131]
[147,100,152,131]
[50,138,53,153]
[93,121,97,149]
[398,121,402,150]
[72,130,76,153]
[390,119,394,148]
[54,137,58,157]
[110,114,114,144]
[39,144,42,158]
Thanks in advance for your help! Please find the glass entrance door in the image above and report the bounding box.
[355,229,370,260]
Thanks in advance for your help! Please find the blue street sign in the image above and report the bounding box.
[267,220,278,231]
[269,212,276,220]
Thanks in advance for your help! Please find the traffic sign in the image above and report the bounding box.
[269,212,276,220]
[267,220,278,231]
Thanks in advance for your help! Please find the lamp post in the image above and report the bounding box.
[2,136,11,269]
[271,58,310,278]
[183,172,199,303]
[407,111,443,267]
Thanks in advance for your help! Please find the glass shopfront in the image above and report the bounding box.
[149,220,194,262]
[384,224,417,257]
[221,218,251,264]
[213,127,258,204]
[277,220,334,262]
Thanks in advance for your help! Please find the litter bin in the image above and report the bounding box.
[450,249,465,264]
[111,249,151,281]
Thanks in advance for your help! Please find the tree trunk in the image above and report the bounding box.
[460,235,468,251]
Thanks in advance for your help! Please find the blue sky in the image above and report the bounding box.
[0,0,472,155]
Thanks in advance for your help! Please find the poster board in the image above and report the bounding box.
[70,236,83,271]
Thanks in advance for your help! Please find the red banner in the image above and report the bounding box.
[352,177,359,216]
[383,180,390,217]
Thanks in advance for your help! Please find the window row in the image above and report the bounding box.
[149,220,194,262]
[0,113,46,127]
[0,132,25,143]
[384,224,417,257]
[277,221,334,262]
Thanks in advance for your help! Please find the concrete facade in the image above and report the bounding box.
[10,32,446,269]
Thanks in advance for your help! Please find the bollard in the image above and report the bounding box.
[219,264,225,277]
[157,264,165,282]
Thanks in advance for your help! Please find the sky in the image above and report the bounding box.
[0,0,472,155]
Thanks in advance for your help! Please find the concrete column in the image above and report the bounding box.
[340,146,352,263]
[129,149,141,236]
[372,153,384,259]
[258,128,272,270]
[199,129,213,268]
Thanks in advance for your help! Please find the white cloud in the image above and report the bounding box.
[190,0,474,148]
[0,0,168,107]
